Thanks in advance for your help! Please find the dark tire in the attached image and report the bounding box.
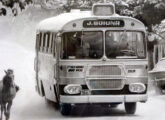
[60,104,72,116]
[124,102,136,114]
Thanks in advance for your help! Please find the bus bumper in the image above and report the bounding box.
[60,94,148,104]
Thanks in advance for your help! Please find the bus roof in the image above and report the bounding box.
[37,11,91,32]
[37,10,146,32]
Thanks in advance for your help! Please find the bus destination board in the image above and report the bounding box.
[83,20,125,28]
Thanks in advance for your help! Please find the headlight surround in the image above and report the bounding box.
[129,83,146,93]
[64,84,82,95]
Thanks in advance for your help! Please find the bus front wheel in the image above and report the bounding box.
[60,103,72,116]
[124,102,136,114]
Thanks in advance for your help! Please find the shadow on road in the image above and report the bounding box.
[69,104,137,117]
[17,98,138,119]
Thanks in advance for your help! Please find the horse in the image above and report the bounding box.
[0,70,18,120]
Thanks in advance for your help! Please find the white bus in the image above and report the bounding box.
[34,3,148,115]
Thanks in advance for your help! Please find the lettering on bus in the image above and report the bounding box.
[83,20,125,28]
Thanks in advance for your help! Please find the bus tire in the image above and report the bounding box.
[124,102,136,114]
[60,103,71,116]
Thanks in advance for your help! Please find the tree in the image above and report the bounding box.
[0,0,33,16]
[133,1,165,32]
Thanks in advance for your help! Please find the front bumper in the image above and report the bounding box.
[60,94,147,104]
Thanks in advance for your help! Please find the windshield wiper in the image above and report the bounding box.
[120,50,136,56]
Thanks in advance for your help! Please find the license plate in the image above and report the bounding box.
[81,90,91,95]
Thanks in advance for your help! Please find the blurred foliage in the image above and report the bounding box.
[63,0,165,32]
[0,0,33,16]
[1,0,165,33]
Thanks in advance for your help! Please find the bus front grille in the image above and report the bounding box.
[87,79,124,90]
[86,65,124,90]
[88,65,122,76]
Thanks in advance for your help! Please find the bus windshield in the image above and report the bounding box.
[105,31,145,58]
[61,31,103,59]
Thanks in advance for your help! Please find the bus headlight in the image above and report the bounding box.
[129,83,146,93]
[64,84,82,95]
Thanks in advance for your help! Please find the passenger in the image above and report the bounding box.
[119,32,128,49]
[82,40,90,57]
[106,32,119,57]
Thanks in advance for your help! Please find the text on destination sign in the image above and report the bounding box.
[83,20,125,28]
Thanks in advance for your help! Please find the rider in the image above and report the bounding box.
[3,69,19,92]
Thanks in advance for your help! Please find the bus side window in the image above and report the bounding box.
[52,33,56,57]
[46,32,50,53]
[51,33,55,54]
[38,33,42,51]
[36,33,40,51]
[40,32,44,52]
[48,33,52,54]
[43,33,47,53]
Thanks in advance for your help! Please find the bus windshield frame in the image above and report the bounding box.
[60,30,146,60]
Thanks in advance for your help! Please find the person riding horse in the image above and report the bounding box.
[0,69,19,120]
[3,69,19,92]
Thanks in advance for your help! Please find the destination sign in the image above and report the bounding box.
[83,20,125,28]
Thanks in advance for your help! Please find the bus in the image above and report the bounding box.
[34,2,148,115]
[149,29,165,94]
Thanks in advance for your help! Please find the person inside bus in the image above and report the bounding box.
[75,35,90,58]
[106,32,119,58]
[62,32,78,59]
[119,32,136,56]
[82,32,102,59]
[63,32,103,59]
[119,32,128,50]
[106,32,130,58]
